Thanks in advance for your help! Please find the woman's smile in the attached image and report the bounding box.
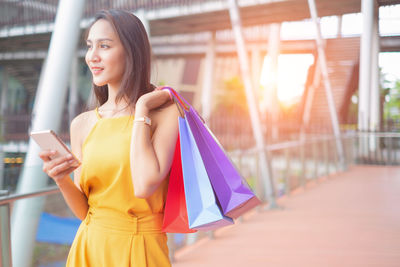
[90,66,104,75]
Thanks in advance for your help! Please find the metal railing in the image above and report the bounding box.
[166,132,400,260]
[0,132,399,266]
[166,133,357,261]
[0,186,60,267]
[356,132,400,165]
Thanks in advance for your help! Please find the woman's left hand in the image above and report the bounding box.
[135,86,172,114]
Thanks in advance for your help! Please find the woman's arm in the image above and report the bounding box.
[39,113,90,220]
[60,115,89,219]
[130,90,179,198]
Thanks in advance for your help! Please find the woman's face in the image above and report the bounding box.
[85,19,126,89]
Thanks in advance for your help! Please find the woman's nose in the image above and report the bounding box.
[87,48,100,62]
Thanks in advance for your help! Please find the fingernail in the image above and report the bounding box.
[67,154,73,159]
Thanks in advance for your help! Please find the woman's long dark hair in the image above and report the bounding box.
[86,10,155,107]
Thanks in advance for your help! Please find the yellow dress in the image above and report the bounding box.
[66,108,171,267]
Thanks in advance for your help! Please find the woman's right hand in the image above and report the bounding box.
[39,150,80,184]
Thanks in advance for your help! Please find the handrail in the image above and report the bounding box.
[0,186,60,206]
[229,133,356,156]
[229,132,400,157]
[357,132,400,138]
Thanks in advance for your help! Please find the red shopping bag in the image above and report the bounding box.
[162,136,197,233]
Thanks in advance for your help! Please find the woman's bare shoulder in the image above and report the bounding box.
[71,110,97,129]
[70,110,98,142]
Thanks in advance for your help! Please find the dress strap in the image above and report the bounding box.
[94,107,102,120]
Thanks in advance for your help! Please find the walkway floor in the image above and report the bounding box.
[173,165,400,267]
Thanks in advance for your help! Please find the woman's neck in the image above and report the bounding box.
[100,84,133,115]
[107,83,120,104]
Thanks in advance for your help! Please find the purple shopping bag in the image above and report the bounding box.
[179,116,233,231]
[164,87,261,219]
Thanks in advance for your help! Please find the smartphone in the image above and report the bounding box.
[30,130,80,167]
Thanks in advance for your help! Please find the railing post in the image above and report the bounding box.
[300,142,306,188]
[0,190,12,267]
[350,134,356,165]
[374,133,379,164]
[334,138,340,172]
[284,148,291,195]
[367,133,372,164]
[324,139,329,176]
[255,152,264,212]
[254,153,260,200]
[167,233,176,263]
[313,140,318,180]
[388,136,393,165]
[393,136,398,164]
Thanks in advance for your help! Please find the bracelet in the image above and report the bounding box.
[134,116,151,126]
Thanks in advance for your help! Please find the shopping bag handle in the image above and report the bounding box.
[161,86,206,123]
[161,87,190,110]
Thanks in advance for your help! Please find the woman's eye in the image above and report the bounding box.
[86,44,92,50]
[100,44,110,48]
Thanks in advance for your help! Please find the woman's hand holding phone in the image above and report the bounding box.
[39,150,80,184]
[30,130,80,184]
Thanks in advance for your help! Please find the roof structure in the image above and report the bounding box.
[1,0,400,35]
[1,0,400,55]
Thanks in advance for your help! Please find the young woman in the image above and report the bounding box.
[39,9,178,266]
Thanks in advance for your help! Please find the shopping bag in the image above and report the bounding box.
[164,87,261,219]
[162,137,197,233]
[185,106,261,218]
[179,116,233,231]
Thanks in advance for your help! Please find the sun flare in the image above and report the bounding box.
[260,54,314,108]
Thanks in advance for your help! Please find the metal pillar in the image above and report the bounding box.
[358,0,377,160]
[0,68,8,189]
[369,2,380,132]
[358,0,375,133]
[227,0,277,208]
[307,0,346,168]
[201,31,216,122]
[369,2,380,154]
[267,24,280,141]
[69,54,79,124]
[1,67,8,117]
[11,0,86,266]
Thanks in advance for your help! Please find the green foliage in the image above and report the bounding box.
[382,78,400,122]
[215,76,248,114]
